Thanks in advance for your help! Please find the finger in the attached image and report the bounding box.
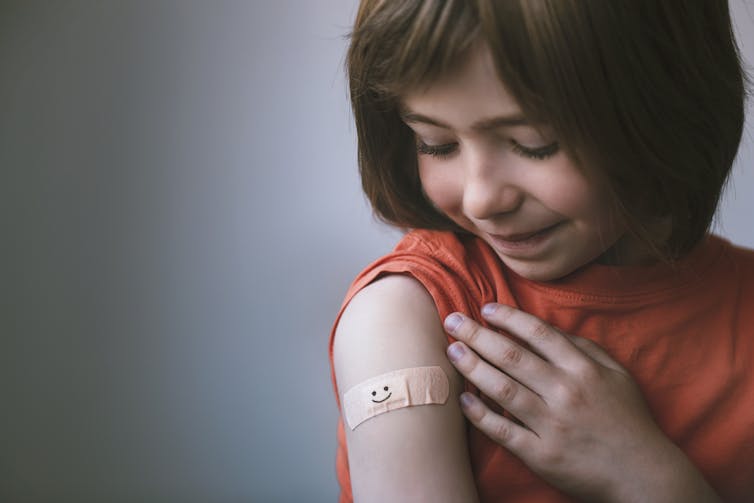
[447,341,548,426]
[459,391,537,455]
[565,334,625,372]
[479,303,584,370]
[444,313,559,395]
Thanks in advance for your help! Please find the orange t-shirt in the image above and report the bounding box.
[329,230,754,502]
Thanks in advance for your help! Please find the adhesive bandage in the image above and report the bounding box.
[343,366,449,430]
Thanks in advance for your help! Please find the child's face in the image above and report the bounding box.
[400,43,641,281]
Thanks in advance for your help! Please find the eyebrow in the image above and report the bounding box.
[400,110,530,131]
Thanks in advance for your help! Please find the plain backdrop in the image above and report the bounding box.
[2,1,753,502]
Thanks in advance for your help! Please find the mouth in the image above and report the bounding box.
[371,392,392,403]
[487,222,562,252]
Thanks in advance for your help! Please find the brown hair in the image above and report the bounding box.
[347,0,747,259]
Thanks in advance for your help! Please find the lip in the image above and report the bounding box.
[487,222,562,254]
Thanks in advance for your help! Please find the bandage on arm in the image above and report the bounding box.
[333,275,479,503]
[343,366,449,430]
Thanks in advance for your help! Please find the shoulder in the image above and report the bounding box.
[333,274,453,398]
[710,235,754,282]
[345,230,503,317]
[724,238,754,267]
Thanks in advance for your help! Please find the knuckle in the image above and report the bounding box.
[491,380,517,404]
[531,320,552,340]
[458,348,485,376]
[491,420,512,444]
[464,322,483,345]
[501,345,523,366]
[463,397,484,421]
[497,305,516,323]
[463,352,482,374]
[573,361,601,381]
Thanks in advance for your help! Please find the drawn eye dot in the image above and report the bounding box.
[383,386,389,391]
[371,391,376,396]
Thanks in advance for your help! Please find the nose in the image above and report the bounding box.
[462,149,523,220]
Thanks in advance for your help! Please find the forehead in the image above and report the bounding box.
[399,43,526,132]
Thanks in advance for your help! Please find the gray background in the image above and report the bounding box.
[2,1,753,502]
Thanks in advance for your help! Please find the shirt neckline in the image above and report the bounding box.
[501,234,727,302]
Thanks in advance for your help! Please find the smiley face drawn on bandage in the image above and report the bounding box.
[343,366,449,430]
[371,386,392,403]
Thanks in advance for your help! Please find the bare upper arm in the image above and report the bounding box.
[333,274,479,503]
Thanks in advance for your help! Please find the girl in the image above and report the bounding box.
[329,1,754,502]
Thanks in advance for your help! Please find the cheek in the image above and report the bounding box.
[532,159,608,218]
[417,159,462,213]
[539,180,595,216]
[542,170,620,235]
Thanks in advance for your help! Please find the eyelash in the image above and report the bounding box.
[415,139,560,161]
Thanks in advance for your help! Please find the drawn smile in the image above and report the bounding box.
[371,392,392,403]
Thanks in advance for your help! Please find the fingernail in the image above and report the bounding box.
[447,342,466,362]
[481,303,498,316]
[444,313,464,333]
[460,392,475,409]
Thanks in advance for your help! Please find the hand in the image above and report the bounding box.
[443,303,719,503]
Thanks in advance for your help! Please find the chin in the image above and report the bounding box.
[503,258,582,282]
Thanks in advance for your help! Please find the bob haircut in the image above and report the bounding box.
[347,0,747,260]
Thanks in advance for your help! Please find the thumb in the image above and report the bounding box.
[563,333,625,372]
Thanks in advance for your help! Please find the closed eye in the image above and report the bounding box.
[510,140,560,160]
[415,138,559,161]
[415,139,457,158]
